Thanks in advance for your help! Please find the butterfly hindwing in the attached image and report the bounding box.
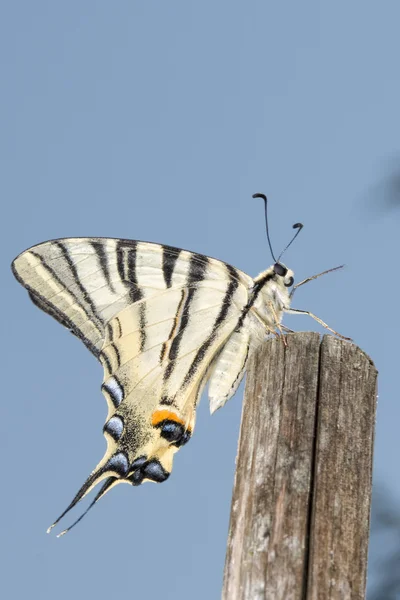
[12,237,259,533]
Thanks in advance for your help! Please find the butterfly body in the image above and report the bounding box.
[12,237,298,534]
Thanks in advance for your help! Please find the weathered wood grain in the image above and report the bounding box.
[222,333,377,600]
[222,332,321,600]
[307,336,377,600]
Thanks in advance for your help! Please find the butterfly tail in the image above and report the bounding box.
[56,477,118,537]
[47,451,129,535]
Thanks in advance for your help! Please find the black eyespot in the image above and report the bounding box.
[180,430,191,446]
[142,460,170,483]
[130,456,147,471]
[274,263,287,277]
[127,455,148,485]
[284,276,294,287]
[129,469,145,486]
[160,421,183,443]
[156,420,191,447]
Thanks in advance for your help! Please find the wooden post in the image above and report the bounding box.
[222,332,377,600]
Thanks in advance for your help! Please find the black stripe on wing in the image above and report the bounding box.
[235,271,274,331]
[127,242,142,303]
[12,251,102,357]
[182,264,239,387]
[116,240,143,304]
[90,241,116,295]
[115,240,147,351]
[163,254,209,384]
[54,242,104,330]
[160,289,186,363]
[162,246,181,288]
[27,289,100,357]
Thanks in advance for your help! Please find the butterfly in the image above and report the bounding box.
[11,194,346,536]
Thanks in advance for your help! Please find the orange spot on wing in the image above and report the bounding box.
[151,410,192,432]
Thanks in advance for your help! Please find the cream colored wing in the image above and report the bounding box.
[12,237,257,534]
[12,237,253,356]
[207,308,270,414]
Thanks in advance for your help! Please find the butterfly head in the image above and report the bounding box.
[273,262,295,288]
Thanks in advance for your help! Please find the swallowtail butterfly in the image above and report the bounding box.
[12,194,346,536]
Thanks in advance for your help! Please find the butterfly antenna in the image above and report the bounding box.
[277,222,304,263]
[290,264,345,299]
[57,478,116,537]
[253,193,277,262]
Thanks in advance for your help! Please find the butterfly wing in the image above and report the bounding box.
[12,238,256,533]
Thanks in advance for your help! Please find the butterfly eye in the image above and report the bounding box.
[284,276,294,287]
[159,420,191,447]
[274,263,287,277]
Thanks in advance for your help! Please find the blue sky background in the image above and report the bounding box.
[1,2,399,598]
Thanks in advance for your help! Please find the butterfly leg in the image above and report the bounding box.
[285,308,351,340]
[281,324,295,334]
[268,301,288,346]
